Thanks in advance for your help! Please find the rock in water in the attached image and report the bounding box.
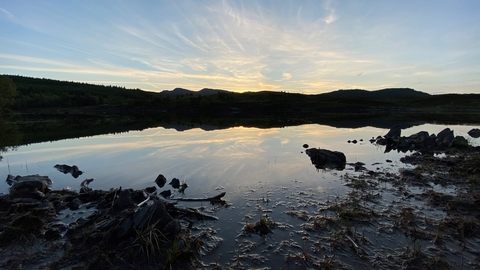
[385,125,401,140]
[160,190,172,198]
[468,128,480,138]
[169,178,180,189]
[305,148,346,170]
[155,174,167,188]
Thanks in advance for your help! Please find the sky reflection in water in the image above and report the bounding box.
[0,123,478,197]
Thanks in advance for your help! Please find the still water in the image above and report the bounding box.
[1,122,478,267]
[1,123,477,195]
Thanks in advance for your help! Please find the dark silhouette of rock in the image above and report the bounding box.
[54,164,83,178]
[116,188,134,209]
[6,174,52,199]
[450,136,469,148]
[144,186,157,194]
[169,178,180,189]
[155,174,167,188]
[468,128,480,138]
[160,190,172,198]
[436,128,454,146]
[305,148,346,170]
[385,125,401,140]
[303,144,309,148]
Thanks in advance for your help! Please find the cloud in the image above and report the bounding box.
[0,7,14,19]
[282,72,292,80]
[323,0,338,24]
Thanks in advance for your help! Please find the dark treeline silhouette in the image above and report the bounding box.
[4,75,480,118]
[8,75,168,109]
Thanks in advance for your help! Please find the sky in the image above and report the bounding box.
[0,0,479,94]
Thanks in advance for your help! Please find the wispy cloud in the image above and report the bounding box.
[0,7,14,19]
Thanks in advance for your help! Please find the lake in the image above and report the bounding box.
[1,122,479,268]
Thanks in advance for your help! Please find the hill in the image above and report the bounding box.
[159,88,229,96]
[321,88,430,99]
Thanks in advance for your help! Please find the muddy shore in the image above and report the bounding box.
[1,127,479,269]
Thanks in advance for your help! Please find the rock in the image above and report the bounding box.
[163,219,181,236]
[468,128,480,138]
[408,131,430,144]
[155,174,167,188]
[399,168,417,177]
[160,190,172,198]
[144,186,157,194]
[169,178,180,189]
[450,136,469,148]
[302,144,309,148]
[385,125,401,140]
[7,174,52,199]
[54,164,83,178]
[436,128,454,146]
[116,189,134,209]
[80,178,94,193]
[133,200,173,231]
[305,148,346,170]
[68,198,82,210]
[44,228,61,241]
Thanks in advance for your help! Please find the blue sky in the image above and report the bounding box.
[1,0,479,94]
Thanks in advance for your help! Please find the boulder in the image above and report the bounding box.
[408,131,430,144]
[155,174,167,188]
[468,128,480,138]
[116,189,134,209]
[6,174,52,199]
[436,128,454,146]
[305,148,346,170]
[450,136,469,148]
[385,125,401,140]
[169,178,180,189]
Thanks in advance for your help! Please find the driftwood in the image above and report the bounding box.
[172,192,226,202]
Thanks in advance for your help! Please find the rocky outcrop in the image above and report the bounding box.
[305,148,346,170]
[373,126,471,153]
[1,174,212,269]
[5,174,52,199]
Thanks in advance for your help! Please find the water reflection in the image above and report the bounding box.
[0,123,478,196]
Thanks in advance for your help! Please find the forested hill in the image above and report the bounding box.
[7,75,163,109]
[6,75,480,117]
[321,88,430,99]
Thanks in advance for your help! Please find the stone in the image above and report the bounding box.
[436,128,454,146]
[450,136,469,148]
[155,174,167,188]
[305,148,346,170]
[54,164,83,178]
[160,190,172,198]
[169,178,180,189]
[116,189,134,209]
[133,200,173,231]
[144,186,157,194]
[468,128,480,138]
[385,125,401,140]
